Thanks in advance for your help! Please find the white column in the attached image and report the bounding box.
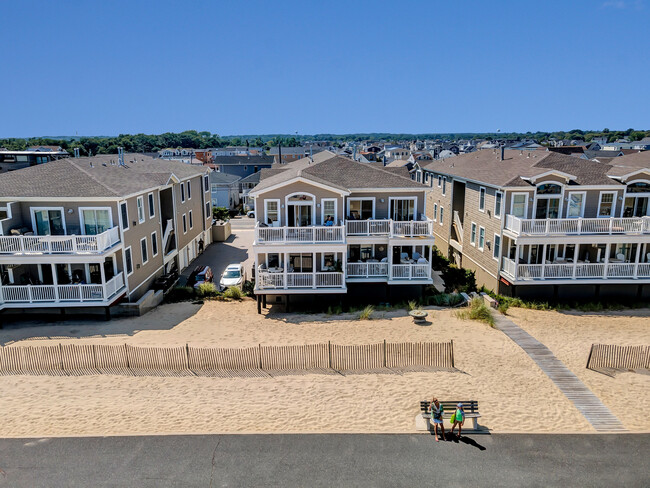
[112,254,118,275]
[343,249,348,285]
[51,264,59,302]
[634,242,642,278]
[283,252,288,289]
[37,264,44,283]
[312,251,317,289]
[84,263,91,283]
[100,262,107,299]
[572,244,580,279]
[541,244,547,279]
[603,243,611,278]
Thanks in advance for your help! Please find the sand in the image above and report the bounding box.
[0,300,647,437]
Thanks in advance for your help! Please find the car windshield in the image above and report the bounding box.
[223,270,241,279]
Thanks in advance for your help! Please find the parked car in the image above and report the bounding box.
[247,210,255,218]
[188,265,213,289]
[220,263,244,290]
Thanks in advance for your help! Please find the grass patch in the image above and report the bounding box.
[326,305,343,315]
[358,305,375,320]
[407,300,418,311]
[455,298,495,327]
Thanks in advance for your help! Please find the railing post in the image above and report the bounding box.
[28,286,33,303]
[609,218,613,235]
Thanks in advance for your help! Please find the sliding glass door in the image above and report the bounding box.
[33,209,65,235]
[82,208,112,235]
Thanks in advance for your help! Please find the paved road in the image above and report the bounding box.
[180,217,255,286]
[0,434,648,487]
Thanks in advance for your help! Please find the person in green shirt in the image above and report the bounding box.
[449,403,465,439]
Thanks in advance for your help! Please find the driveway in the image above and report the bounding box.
[180,217,255,286]
[0,434,648,487]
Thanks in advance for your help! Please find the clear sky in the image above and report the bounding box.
[1,0,648,137]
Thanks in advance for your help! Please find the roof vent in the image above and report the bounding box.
[89,162,93,168]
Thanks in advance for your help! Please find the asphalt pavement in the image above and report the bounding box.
[0,433,648,487]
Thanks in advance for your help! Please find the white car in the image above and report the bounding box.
[246,210,255,218]
[220,263,244,290]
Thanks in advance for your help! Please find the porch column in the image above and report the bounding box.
[515,244,520,280]
[254,252,259,289]
[572,244,580,279]
[541,244,547,280]
[84,263,91,283]
[388,245,393,280]
[283,253,288,290]
[51,264,59,302]
[342,250,348,286]
[312,251,317,289]
[100,262,107,299]
[634,242,642,278]
[603,243,611,278]
[112,254,118,275]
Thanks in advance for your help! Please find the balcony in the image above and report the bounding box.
[345,219,434,238]
[347,262,389,278]
[0,227,121,256]
[0,272,126,307]
[390,263,431,280]
[255,225,345,244]
[501,257,650,282]
[504,215,650,237]
[256,271,345,291]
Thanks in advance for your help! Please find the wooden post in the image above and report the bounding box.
[383,339,387,367]
[450,339,455,368]
[328,340,332,369]
[262,294,267,308]
[185,343,191,370]
[258,344,263,370]
[257,294,261,314]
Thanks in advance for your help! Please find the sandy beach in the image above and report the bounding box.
[0,300,648,437]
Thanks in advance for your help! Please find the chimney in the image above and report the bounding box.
[118,147,124,166]
[500,146,504,161]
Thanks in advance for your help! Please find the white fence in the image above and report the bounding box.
[346,262,389,278]
[257,272,345,290]
[0,272,125,304]
[501,258,650,281]
[504,215,650,236]
[0,227,121,255]
[255,225,344,244]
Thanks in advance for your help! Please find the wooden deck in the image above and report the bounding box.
[494,315,627,433]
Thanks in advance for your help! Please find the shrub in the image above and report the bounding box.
[358,305,374,320]
[498,302,509,315]
[407,300,418,311]
[196,282,219,298]
[447,293,465,307]
[212,206,230,221]
[455,298,494,327]
[430,247,450,271]
[241,280,255,297]
[441,265,477,293]
[223,286,242,300]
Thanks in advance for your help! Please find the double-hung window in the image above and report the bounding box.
[189,210,193,229]
[494,191,503,219]
[479,187,486,212]
[125,247,133,275]
[187,181,191,200]
[442,177,447,196]
[470,222,477,245]
[478,226,485,251]
[439,206,444,225]
[433,203,438,221]
[437,175,442,187]
[148,193,155,218]
[203,174,209,192]
[151,231,158,257]
[120,202,129,231]
[182,214,187,234]
[180,184,185,202]
[140,237,148,264]
[597,192,616,218]
[493,234,501,260]
[265,200,280,225]
[137,196,145,223]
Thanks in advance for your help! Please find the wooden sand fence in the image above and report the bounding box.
[0,341,456,377]
[586,344,650,377]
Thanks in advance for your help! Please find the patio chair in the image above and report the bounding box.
[616,253,625,262]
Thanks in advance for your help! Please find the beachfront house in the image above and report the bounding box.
[422,148,650,300]
[248,151,435,307]
[0,152,212,315]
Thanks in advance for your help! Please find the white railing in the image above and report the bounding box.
[345,220,391,236]
[0,272,125,304]
[501,259,650,281]
[504,215,650,236]
[391,220,433,237]
[346,262,389,278]
[390,264,431,280]
[255,225,344,244]
[0,227,121,255]
[256,272,345,290]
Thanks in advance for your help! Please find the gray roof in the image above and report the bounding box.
[253,152,427,194]
[238,171,261,184]
[212,155,274,165]
[0,153,207,199]
[582,150,623,159]
[268,147,324,156]
[422,149,650,188]
[209,172,241,185]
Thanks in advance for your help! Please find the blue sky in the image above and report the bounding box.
[1,0,648,137]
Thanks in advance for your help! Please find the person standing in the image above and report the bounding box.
[449,403,465,439]
[429,397,445,442]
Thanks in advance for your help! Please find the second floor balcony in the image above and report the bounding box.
[255,224,345,244]
[345,219,434,238]
[0,226,121,256]
[504,215,650,238]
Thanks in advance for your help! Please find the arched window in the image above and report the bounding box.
[626,181,650,194]
[536,183,562,195]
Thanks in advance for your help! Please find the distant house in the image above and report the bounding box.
[0,148,69,173]
[548,146,585,156]
[383,146,410,160]
[212,146,263,157]
[208,154,274,178]
[159,148,195,158]
[27,145,67,152]
[238,171,261,209]
[209,172,241,209]
[581,149,625,160]
[268,146,321,164]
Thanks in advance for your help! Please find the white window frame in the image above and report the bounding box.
[180,183,185,202]
[566,191,587,219]
[347,197,376,220]
[494,191,503,219]
[124,246,133,276]
[182,213,187,234]
[148,192,155,218]
[204,174,209,192]
[478,226,485,251]
[205,201,211,219]
[264,199,281,225]
[136,196,145,223]
[30,206,67,236]
[321,198,338,225]
[597,191,617,218]
[389,196,417,221]
[140,236,148,265]
[119,201,129,231]
[533,182,564,220]
[189,210,193,229]
[433,203,438,222]
[479,187,486,212]
[187,181,192,200]
[439,206,444,226]
[437,175,442,187]
[470,222,477,246]
[79,207,113,235]
[510,192,529,219]
[442,177,447,196]
[151,231,158,257]
[493,233,501,261]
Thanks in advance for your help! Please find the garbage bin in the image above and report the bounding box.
[212,221,231,241]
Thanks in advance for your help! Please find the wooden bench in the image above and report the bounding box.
[415,400,481,431]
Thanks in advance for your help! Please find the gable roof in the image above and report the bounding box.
[211,155,274,165]
[0,153,207,199]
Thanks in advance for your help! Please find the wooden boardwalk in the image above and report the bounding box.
[494,315,627,433]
